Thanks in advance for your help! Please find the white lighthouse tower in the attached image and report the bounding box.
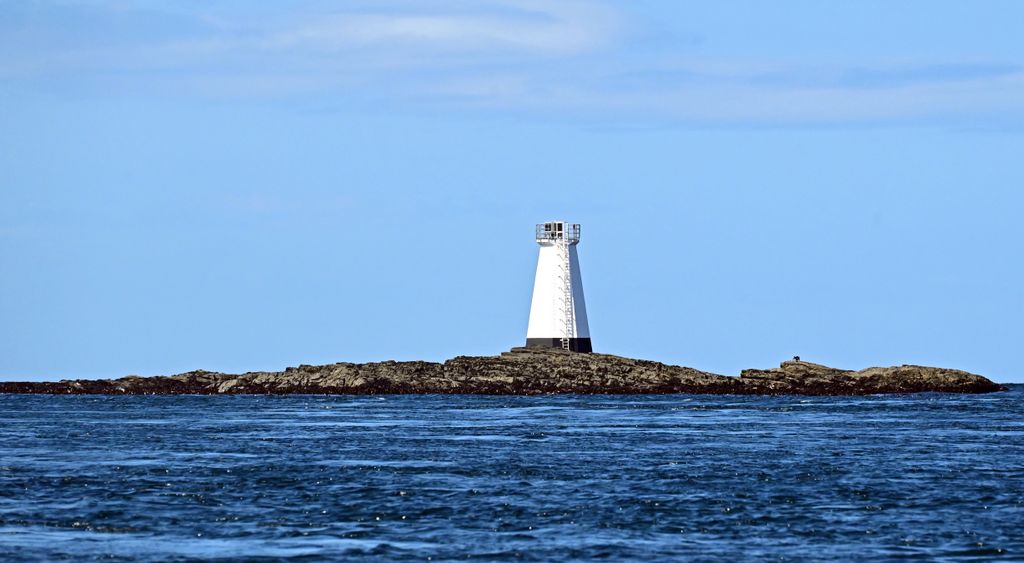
[526,221,592,353]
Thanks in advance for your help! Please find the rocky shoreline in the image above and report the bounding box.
[0,348,1006,395]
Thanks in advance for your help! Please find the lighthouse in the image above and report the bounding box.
[526,221,592,353]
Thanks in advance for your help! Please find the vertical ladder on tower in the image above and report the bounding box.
[558,231,575,351]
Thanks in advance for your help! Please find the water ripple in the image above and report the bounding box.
[1,389,1022,560]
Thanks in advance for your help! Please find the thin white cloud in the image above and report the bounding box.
[0,1,621,70]
[3,1,1024,127]
[259,1,618,55]
[419,60,1024,125]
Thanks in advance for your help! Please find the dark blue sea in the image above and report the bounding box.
[2,389,1022,561]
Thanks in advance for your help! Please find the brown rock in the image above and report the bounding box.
[0,350,1005,395]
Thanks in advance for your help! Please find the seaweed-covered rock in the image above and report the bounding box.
[0,349,1005,395]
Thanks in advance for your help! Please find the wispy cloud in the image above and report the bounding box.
[3,1,1024,127]
[0,0,621,95]
[257,2,617,55]
[749,62,1023,90]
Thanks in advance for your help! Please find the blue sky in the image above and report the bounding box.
[1,1,1022,382]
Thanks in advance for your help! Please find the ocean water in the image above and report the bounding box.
[1,389,1022,561]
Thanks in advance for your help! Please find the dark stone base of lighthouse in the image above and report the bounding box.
[525,338,593,353]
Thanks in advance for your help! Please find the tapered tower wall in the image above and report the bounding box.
[525,222,591,353]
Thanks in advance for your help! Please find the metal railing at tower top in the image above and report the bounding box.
[535,222,581,244]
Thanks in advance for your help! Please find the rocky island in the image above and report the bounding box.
[0,348,1005,395]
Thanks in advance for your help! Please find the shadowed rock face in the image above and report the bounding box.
[0,349,1005,396]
